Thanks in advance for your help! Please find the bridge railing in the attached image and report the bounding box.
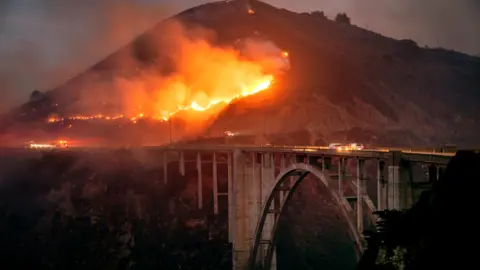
[155,143,455,156]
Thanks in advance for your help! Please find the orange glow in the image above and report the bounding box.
[47,114,63,123]
[45,20,290,132]
[154,74,273,121]
[47,72,273,124]
[248,8,255,15]
[25,140,68,149]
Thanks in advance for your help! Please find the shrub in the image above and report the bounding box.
[311,11,326,19]
[335,13,351,24]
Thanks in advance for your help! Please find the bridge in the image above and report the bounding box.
[138,144,453,269]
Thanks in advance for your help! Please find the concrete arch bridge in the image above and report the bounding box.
[142,144,452,270]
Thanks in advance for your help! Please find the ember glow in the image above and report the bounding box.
[25,140,69,149]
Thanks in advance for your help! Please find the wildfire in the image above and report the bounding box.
[26,140,68,149]
[46,75,273,124]
[45,20,289,127]
[47,114,131,123]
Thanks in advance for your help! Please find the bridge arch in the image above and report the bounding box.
[248,162,363,269]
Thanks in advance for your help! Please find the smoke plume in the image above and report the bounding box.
[70,19,286,134]
[0,0,288,145]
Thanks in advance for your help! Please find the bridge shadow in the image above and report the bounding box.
[275,173,357,270]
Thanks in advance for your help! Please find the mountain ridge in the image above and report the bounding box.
[2,0,480,147]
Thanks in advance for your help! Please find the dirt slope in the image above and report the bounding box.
[200,1,480,146]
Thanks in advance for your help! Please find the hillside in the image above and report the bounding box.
[2,0,480,147]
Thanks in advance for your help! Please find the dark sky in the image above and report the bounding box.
[0,0,479,113]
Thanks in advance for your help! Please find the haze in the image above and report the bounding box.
[0,0,479,113]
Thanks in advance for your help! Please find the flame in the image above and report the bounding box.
[47,55,278,124]
[45,21,290,130]
[26,140,68,149]
[248,8,255,15]
[45,73,273,124]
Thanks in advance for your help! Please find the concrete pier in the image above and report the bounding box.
[197,152,203,209]
[338,158,345,197]
[260,153,277,270]
[179,151,185,176]
[231,151,277,270]
[387,151,412,210]
[356,159,365,233]
[163,151,168,184]
[377,160,386,211]
[213,152,219,214]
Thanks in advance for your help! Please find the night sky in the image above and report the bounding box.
[0,0,479,112]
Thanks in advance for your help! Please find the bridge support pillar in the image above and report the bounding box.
[163,151,168,184]
[213,152,218,215]
[179,151,185,176]
[324,156,332,170]
[260,153,277,270]
[232,149,250,269]
[387,151,412,210]
[197,152,203,209]
[426,165,446,184]
[228,152,234,243]
[231,151,277,270]
[356,158,365,233]
[287,154,296,188]
[377,160,386,211]
[278,154,286,203]
[338,158,345,197]
[232,150,277,270]
[428,165,437,183]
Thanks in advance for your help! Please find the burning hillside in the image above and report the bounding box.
[47,20,288,124]
[2,0,480,147]
[1,7,290,145]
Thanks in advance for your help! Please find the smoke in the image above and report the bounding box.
[0,0,287,145]
[265,0,480,54]
[0,0,173,113]
[1,0,479,115]
[240,37,290,71]
[70,18,286,136]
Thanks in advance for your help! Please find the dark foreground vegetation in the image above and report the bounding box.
[8,148,475,269]
[358,151,480,269]
[0,149,357,270]
[0,150,231,270]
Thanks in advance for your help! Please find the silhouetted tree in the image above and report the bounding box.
[311,10,326,18]
[357,151,480,270]
[335,13,351,24]
[399,39,418,48]
[30,89,44,102]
